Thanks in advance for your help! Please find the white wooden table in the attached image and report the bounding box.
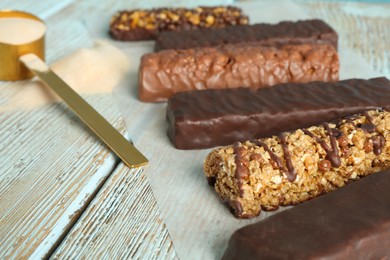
[1,0,389,259]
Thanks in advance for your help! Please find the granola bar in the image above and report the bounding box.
[204,109,390,218]
[109,6,248,41]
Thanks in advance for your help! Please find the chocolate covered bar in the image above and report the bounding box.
[109,6,248,41]
[155,19,337,51]
[139,44,339,102]
[223,168,390,259]
[167,77,390,149]
[204,109,390,218]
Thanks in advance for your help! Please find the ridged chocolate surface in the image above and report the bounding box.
[223,168,390,259]
[166,77,390,149]
[139,44,339,102]
[155,19,338,51]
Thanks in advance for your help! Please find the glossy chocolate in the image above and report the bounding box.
[223,168,390,259]
[155,19,338,51]
[166,77,390,149]
[139,44,339,102]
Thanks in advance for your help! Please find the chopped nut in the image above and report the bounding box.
[145,24,156,30]
[318,159,332,172]
[239,17,249,24]
[120,14,128,22]
[158,12,167,20]
[364,139,373,153]
[205,15,215,25]
[130,12,140,20]
[250,153,263,163]
[168,12,179,22]
[189,14,200,25]
[137,20,146,28]
[213,7,225,13]
[338,135,349,147]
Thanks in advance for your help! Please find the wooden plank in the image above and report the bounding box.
[51,166,176,259]
[0,0,176,258]
[0,95,124,258]
[0,10,131,253]
[0,1,141,258]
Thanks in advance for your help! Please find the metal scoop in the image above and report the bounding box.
[0,10,148,168]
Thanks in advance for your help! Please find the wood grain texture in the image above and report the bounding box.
[0,95,124,259]
[0,0,176,258]
[51,166,176,259]
[295,0,390,77]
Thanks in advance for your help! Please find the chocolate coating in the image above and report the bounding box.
[139,44,339,102]
[155,19,338,51]
[223,168,390,259]
[166,77,390,149]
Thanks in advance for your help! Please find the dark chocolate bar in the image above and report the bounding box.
[155,19,337,51]
[167,77,390,149]
[223,167,390,259]
[139,43,339,102]
[109,6,248,41]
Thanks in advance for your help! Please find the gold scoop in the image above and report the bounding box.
[0,10,148,168]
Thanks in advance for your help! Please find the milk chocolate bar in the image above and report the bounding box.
[155,19,337,51]
[167,77,390,149]
[223,168,390,259]
[139,44,339,102]
[109,6,248,41]
[204,109,390,218]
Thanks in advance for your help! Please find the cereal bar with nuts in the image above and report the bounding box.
[109,6,248,41]
[155,19,337,51]
[139,43,339,102]
[167,77,390,149]
[204,109,390,218]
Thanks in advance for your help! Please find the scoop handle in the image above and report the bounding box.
[20,53,148,168]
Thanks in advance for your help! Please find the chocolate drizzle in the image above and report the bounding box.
[372,135,386,155]
[234,110,386,186]
[251,140,283,169]
[361,111,376,133]
[233,142,248,197]
[323,123,341,167]
[361,111,386,155]
[360,123,376,133]
[302,126,341,168]
[341,110,380,135]
[252,137,297,182]
[279,133,297,182]
[310,110,386,169]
